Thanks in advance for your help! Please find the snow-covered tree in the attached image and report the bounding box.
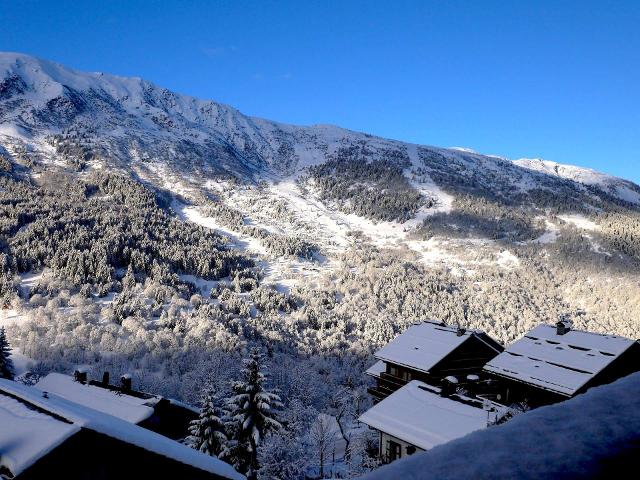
[187,389,229,458]
[226,347,283,479]
[0,327,15,380]
[309,414,336,479]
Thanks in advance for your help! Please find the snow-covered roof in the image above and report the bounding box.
[484,324,637,396]
[0,379,244,480]
[0,391,79,476]
[374,322,493,373]
[365,360,386,378]
[35,373,157,424]
[361,372,640,480]
[358,380,488,450]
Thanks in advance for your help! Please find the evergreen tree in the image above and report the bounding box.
[0,327,15,380]
[226,348,283,480]
[187,389,229,458]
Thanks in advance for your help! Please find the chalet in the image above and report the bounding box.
[35,371,197,440]
[366,321,503,402]
[0,379,244,480]
[358,380,497,464]
[483,320,640,407]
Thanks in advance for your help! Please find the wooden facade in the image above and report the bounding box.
[487,340,640,407]
[368,330,503,403]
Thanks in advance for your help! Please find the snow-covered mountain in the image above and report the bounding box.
[1,52,638,206]
[3,52,640,479]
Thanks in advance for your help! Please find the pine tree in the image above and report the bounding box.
[226,348,283,480]
[0,327,15,380]
[187,389,229,458]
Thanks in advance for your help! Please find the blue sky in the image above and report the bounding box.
[1,1,639,182]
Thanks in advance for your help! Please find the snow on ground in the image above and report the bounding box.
[361,372,640,480]
[558,214,599,231]
[514,158,640,205]
[9,350,34,376]
[19,270,46,297]
[270,177,455,257]
[175,201,267,255]
[0,309,25,329]
[496,250,520,268]
[532,219,559,244]
[178,274,219,297]
[403,239,464,267]
[614,183,640,204]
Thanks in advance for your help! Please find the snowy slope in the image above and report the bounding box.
[515,158,640,204]
[1,51,637,203]
[2,51,640,276]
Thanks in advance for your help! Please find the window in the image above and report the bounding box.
[387,440,402,462]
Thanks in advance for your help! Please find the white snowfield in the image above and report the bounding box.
[35,373,157,424]
[0,379,245,479]
[484,324,636,397]
[362,372,640,480]
[358,380,488,451]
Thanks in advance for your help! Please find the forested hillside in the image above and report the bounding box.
[1,52,640,478]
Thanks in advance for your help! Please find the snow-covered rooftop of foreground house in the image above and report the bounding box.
[0,391,79,476]
[361,372,640,480]
[365,360,386,378]
[0,379,244,480]
[358,380,488,451]
[35,373,157,424]
[374,321,497,373]
[484,323,637,397]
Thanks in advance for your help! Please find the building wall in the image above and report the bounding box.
[379,432,424,464]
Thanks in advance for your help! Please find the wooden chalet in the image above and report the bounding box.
[483,320,640,407]
[366,321,503,403]
[0,379,243,480]
[358,380,500,464]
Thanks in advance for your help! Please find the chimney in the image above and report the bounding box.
[102,371,110,386]
[73,368,87,383]
[440,376,458,397]
[456,327,466,337]
[121,373,132,392]
[556,316,572,336]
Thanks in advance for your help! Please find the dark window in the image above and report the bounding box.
[387,440,402,462]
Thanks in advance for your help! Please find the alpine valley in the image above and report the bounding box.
[1,52,640,476]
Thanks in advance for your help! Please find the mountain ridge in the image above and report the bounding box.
[1,51,638,203]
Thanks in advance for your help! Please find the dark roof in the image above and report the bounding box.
[374,321,502,373]
[0,379,244,479]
